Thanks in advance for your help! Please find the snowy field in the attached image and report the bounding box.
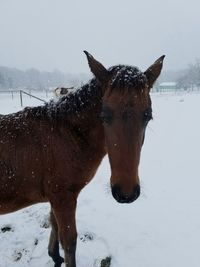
[0,91,200,267]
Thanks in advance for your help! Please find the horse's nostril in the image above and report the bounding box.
[111,184,140,204]
[111,184,121,200]
[132,184,140,201]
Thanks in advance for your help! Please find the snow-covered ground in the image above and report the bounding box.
[0,91,200,267]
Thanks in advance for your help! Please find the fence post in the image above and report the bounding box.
[20,90,23,107]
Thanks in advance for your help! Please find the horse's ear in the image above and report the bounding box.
[144,55,165,89]
[84,51,109,83]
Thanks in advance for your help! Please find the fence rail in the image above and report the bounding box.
[19,90,47,107]
[0,89,51,107]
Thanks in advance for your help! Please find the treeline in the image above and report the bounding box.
[156,58,200,90]
[177,59,200,89]
[1,60,200,91]
[158,59,200,89]
[0,66,89,90]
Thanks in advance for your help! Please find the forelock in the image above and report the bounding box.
[108,65,147,91]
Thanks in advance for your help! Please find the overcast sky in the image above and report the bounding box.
[0,0,200,74]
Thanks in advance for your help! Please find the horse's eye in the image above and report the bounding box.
[101,106,113,125]
[143,109,152,123]
[100,112,113,124]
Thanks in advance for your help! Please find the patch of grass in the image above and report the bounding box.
[101,257,111,267]
[13,251,22,261]
[1,225,13,233]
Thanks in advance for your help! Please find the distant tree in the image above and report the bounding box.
[0,66,88,90]
[177,59,200,90]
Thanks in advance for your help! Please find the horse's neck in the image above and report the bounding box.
[53,79,102,127]
[57,84,106,164]
[69,90,104,141]
[67,81,105,154]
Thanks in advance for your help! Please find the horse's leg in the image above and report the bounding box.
[48,209,64,267]
[52,195,77,267]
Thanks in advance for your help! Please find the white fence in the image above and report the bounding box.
[0,90,53,107]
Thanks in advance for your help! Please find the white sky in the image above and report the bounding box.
[0,0,199,73]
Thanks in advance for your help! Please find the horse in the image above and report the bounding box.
[0,51,165,267]
[54,86,76,97]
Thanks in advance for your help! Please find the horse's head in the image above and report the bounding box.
[84,51,164,204]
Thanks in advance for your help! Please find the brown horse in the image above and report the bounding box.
[0,51,164,267]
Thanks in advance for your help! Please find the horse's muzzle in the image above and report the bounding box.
[111,184,140,204]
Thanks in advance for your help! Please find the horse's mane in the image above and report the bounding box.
[27,78,102,121]
[19,65,147,121]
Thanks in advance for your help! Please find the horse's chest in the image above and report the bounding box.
[77,142,106,183]
[48,138,104,187]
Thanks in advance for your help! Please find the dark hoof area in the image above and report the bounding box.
[54,256,64,267]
